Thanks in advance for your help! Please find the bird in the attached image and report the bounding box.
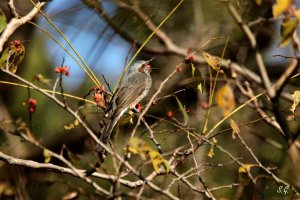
[96,59,153,151]
[85,59,153,176]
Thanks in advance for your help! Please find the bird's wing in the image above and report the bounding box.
[111,75,147,119]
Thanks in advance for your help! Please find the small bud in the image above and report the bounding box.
[184,55,194,64]
[176,66,183,72]
[151,99,157,106]
[98,101,104,108]
[200,102,209,109]
[100,85,106,92]
[92,86,98,91]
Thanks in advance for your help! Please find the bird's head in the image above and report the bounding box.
[129,58,154,74]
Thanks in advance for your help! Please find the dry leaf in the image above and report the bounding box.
[33,73,51,85]
[272,0,292,18]
[207,144,215,158]
[203,52,221,71]
[238,164,256,185]
[279,16,298,47]
[0,40,25,73]
[215,84,236,117]
[128,138,169,173]
[255,0,262,6]
[0,182,14,196]
[207,137,217,158]
[230,119,240,139]
[62,191,79,200]
[290,91,300,119]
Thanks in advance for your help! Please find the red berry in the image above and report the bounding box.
[136,103,143,111]
[28,98,37,113]
[15,40,20,46]
[94,93,102,102]
[167,111,173,118]
[98,101,104,108]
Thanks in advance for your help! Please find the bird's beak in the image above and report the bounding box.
[144,58,155,73]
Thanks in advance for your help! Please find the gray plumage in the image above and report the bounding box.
[99,59,153,146]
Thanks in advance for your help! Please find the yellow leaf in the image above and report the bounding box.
[128,110,134,124]
[294,10,300,21]
[290,91,300,119]
[238,164,256,185]
[279,16,298,47]
[0,182,14,196]
[203,52,221,71]
[255,0,262,6]
[215,84,236,117]
[191,63,195,77]
[43,149,51,163]
[230,119,240,139]
[197,83,203,94]
[272,0,292,18]
[149,150,170,173]
[128,137,152,160]
[64,119,79,130]
[74,120,79,126]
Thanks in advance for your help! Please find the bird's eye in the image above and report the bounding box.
[138,64,146,73]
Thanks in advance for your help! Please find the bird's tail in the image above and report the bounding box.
[85,112,120,176]
[100,117,116,144]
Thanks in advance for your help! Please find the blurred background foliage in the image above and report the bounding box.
[0,0,299,199]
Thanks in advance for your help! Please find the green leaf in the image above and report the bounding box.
[175,96,189,125]
[191,63,195,77]
[43,149,51,163]
[0,9,7,33]
[280,16,298,47]
[197,83,203,94]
